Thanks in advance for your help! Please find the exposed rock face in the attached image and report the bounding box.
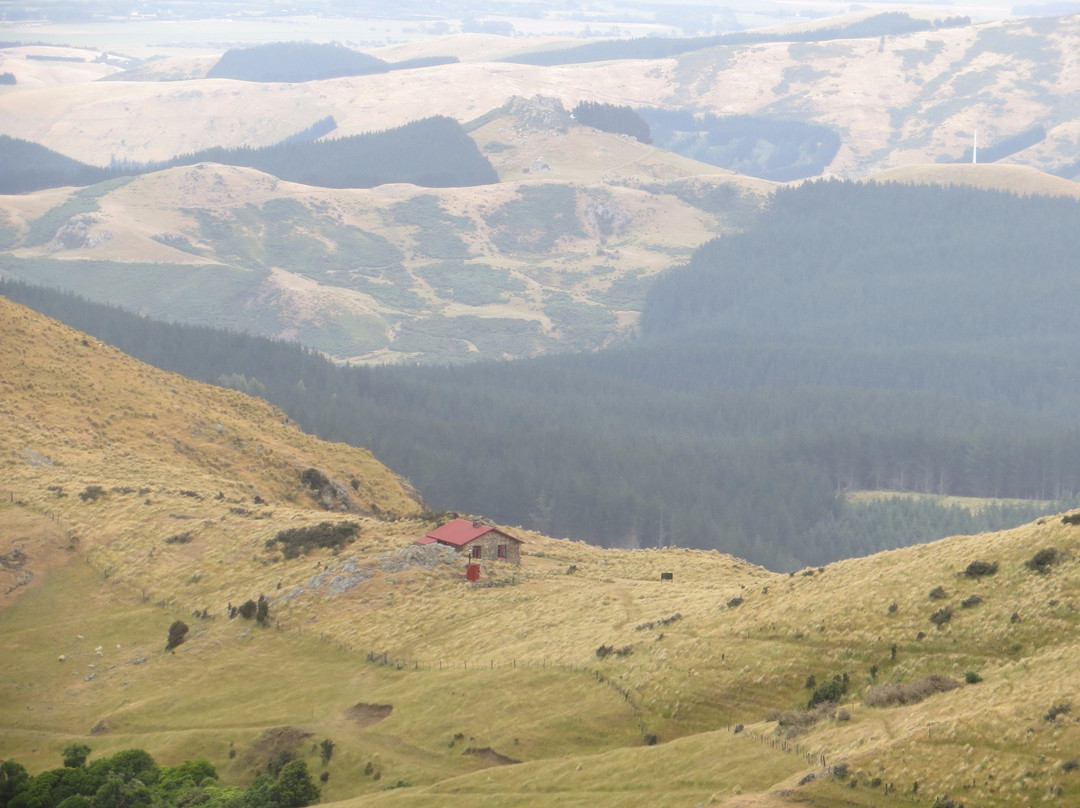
[505,94,573,134]
[50,215,112,251]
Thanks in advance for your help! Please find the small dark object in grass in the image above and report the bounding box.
[929,607,952,627]
[1045,703,1071,722]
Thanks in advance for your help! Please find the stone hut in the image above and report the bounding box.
[416,518,522,564]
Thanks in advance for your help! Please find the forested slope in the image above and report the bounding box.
[6,178,1080,569]
[0,117,496,194]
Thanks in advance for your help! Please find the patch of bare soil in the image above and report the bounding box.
[0,506,74,608]
[346,702,393,728]
[240,726,314,769]
[463,747,519,765]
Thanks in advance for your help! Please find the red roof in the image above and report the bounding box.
[421,518,520,547]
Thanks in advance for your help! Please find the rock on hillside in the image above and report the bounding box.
[0,296,422,601]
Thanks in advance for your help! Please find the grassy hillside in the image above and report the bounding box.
[6,15,1080,362]
[4,300,1080,808]
[6,15,1080,178]
[0,113,765,362]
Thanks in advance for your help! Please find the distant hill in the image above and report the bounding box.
[0,107,765,363]
[501,12,969,66]
[0,134,115,194]
[207,41,392,82]
[8,14,1080,180]
[639,108,841,181]
[866,162,1080,197]
[1,116,496,194]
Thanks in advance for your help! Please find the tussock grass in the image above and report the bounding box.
[6,299,1080,806]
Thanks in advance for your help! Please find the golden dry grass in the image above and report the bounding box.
[4,299,1080,808]
[7,15,1080,180]
[0,148,762,362]
[864,163,1080,199]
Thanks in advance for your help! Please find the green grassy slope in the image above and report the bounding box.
[4,299,1080,808]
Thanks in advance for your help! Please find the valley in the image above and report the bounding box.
[4,7,1080,807]
[2,298,1080,808]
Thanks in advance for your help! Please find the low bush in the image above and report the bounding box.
[964,670,982,684]
[929,606,953,627]
[1045,703,1071,722]
[301,467,331,491]
[960,594,982,608]
[808,674,847,709]
[1026,547,1061,573]
[165,620,189,651]
[864,675,960,707]
[267,521,359,559]
[963,560,998,578]
[928,586,948,600]
[635,613,681,631]
[79,485,106,502]
[772,702,837,738]
[165,531,192,545]
[596,644,632,658]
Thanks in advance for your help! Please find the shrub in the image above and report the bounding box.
[928,586,948,600]
[165,531,192,545]
[255,595,269,625]
[267,521,359,558]
[963,560,998,578]
[300,468,330,491]
[960,595,982,608]
[1026,547,1061,573]
[864,675,960,707]
[62,743,91,768]
[929,606,953,627]
[1061,513,1080,525]
[79,485,106,502]
[166,620,189,651]
[1045,703,1071,722]
[774,703,836,738]
[238,599,258,620]
[832,762,850,781]
[887,601,898,614]
[727,596,743,608]
[1062,759,1078,772]
[964,670,982,684]
[932,797,960,808]
[319,739,334,765]
[808,674,847,709]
